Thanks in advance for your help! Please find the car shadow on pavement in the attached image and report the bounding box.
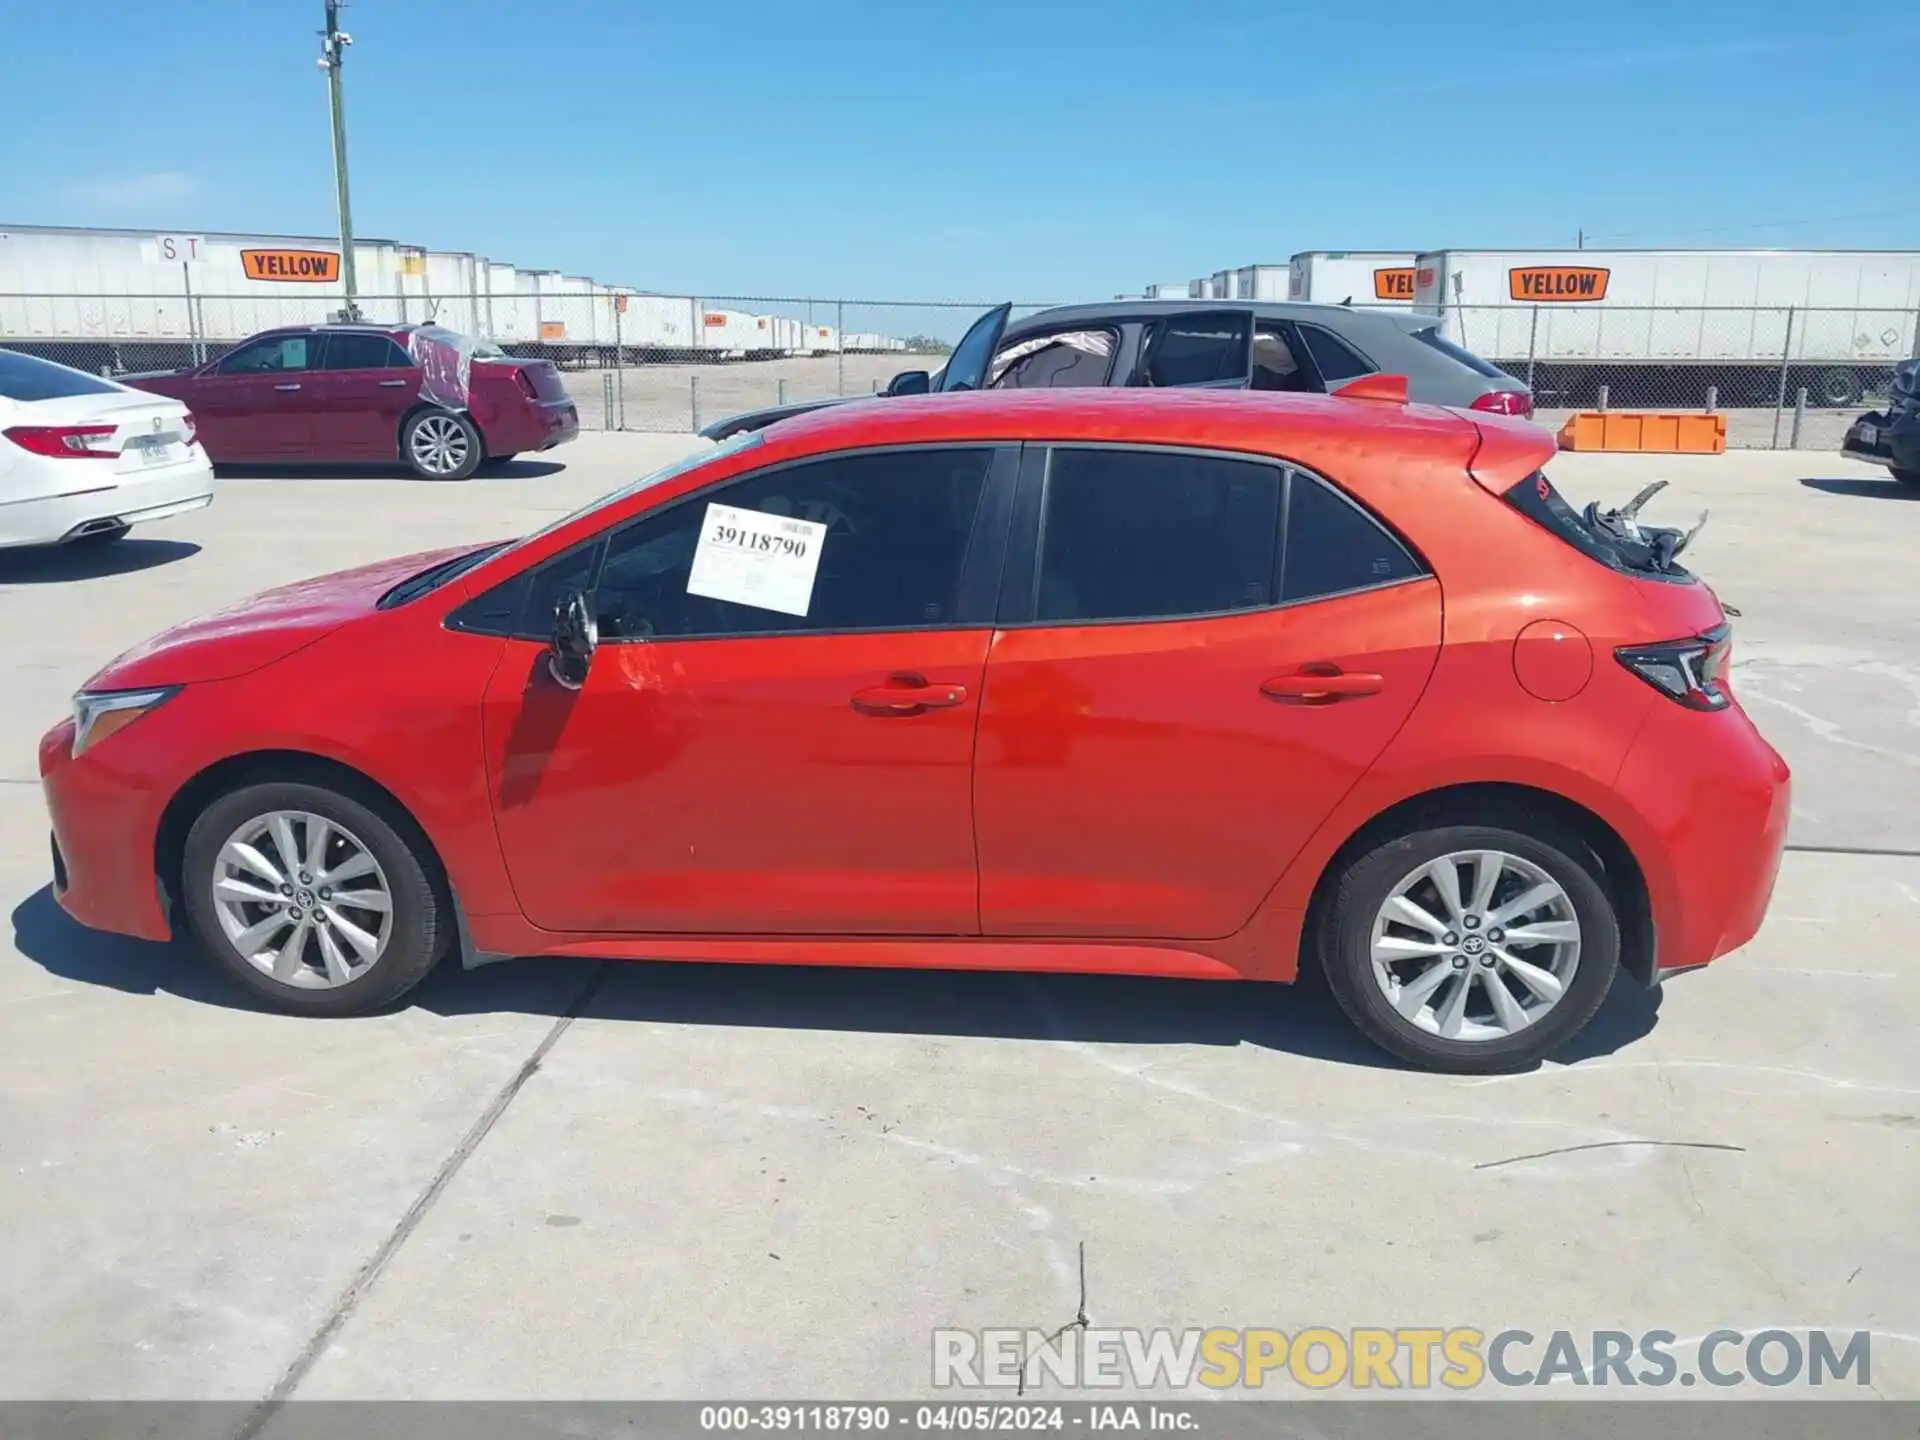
[1798,476,1918,500]
[213,459,567,482]
[0,538,200,582]
[14,885,1661,1073]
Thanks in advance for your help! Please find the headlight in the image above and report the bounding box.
[71,687,179,757]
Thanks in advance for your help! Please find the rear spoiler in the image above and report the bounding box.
[1463,412,1559,496]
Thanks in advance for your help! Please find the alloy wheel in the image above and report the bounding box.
[1368,849,1581,1042]
[409,414,471,476]
[209,810,393,988]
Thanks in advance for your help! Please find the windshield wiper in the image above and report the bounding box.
[378,543,507,609]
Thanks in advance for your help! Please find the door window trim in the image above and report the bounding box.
[447,442,1021,643]
[994,441,1430,630]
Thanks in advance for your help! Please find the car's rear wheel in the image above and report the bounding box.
[181,781,447,1016]
[402,410,483,481]
[1319,818,1620,1074]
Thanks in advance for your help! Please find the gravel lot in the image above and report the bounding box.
[0,433,1915,1407]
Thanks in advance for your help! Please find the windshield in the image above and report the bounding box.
[501,430,764,558]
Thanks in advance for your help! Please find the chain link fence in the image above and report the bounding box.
[1446,303,1917,450]
[3,291,1911,449]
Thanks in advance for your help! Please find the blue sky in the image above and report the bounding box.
[3,0,1913,301]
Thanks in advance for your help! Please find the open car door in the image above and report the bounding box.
[936,303,1013,392]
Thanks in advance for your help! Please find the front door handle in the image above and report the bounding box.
[273,382,302,391]
[851,673,968,716]
[1261,667,1384,705]
[378,379,408,387]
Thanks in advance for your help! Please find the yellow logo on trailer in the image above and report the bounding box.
[240,249,341,283]
[1509,266,1610,301]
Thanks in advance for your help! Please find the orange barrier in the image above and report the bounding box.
[1556,412,1727,454]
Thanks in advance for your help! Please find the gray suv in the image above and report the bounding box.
[702,299,1533,439]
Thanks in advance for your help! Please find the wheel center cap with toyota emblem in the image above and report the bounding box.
[1462,934,1487,956]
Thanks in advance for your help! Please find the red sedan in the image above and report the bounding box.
[38,387,1788,1072]
[127,323,578,480]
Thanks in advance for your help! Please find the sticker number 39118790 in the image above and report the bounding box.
[685,501,829,617]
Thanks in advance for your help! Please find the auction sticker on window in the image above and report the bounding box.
[686,502,827,616]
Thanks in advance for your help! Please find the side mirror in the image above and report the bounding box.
[547,590,598,690]
[884,369,931,397]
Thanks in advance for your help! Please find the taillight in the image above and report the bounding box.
[181,412,198,446]
[514,368,539,400]
[1471,390,1534,418]
[1616,624,1733,711]
[4,424,120,458]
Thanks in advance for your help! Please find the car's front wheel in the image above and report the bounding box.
[401,409,483,480]
[180,780,447,1016]
[1319,817,1620,1073]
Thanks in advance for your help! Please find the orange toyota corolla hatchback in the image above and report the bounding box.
[39,388,1789,1072]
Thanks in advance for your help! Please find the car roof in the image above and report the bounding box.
[1005,300,1440,337]
[762,386,1478,464]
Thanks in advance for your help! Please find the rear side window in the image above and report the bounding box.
[323,333,413,370]
[1142,312,1251,387]
[1298,325,1374,384]
[0,349,118,400]
[1413,326,1508,379]
[1037,449,1281,621]
[1281,473,1422,602]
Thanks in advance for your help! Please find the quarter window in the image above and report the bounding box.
[1281,472,1421,601]
[1297,325,1374,385]
[1035,449,1281,622]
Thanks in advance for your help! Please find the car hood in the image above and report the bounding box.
[85,545,478,690]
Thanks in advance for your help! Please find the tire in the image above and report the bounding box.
[180,780,448,1017]
[1894,468,1920,491]
[401,409,483,481]
[1318,816,1621,1074]
[67,522,130,547]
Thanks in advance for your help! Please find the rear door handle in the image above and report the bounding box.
[378,379,408,387]
[851,673,968,715]
[1261,668,1384,704]
[272,383,302,391]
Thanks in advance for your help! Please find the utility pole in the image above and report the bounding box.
[318,0,358,316]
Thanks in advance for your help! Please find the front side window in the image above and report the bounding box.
[217,335,315,374]
[1141,312,1252,387]
[1035,448,1281,622]
[989,330,1116,389]
[520,448,993,641]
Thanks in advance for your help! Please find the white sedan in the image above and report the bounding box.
[0,348,212,548]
